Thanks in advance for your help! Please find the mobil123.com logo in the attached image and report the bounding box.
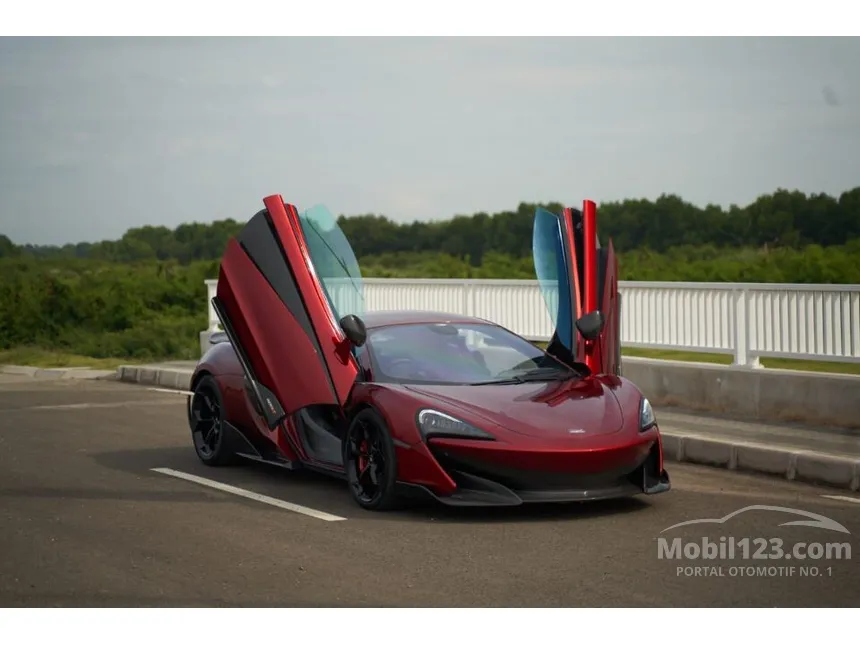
[656,505,852,578]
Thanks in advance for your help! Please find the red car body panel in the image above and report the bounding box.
[191,195,670,507]
[218,239,340,411]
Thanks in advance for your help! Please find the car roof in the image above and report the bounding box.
[359,310,496,330]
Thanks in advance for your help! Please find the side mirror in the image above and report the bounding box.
[575,310,605,342]
[340,314,367,347]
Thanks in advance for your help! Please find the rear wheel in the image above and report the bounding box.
[343,408,400,511]
[189,374,234,466]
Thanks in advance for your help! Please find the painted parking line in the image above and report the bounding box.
[821,495,860,505]
[151,467,348,522]
[147,387,193,396]
[7,400,181,412]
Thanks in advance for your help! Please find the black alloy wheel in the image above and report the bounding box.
[189,375,233,466]
[343,408,399,511]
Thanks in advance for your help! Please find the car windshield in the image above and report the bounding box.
[297,204,365,321]
[366,322,577,386]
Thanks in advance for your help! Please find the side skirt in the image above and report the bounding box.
[223,419,345,478]
[235,452,297,471]
[303,462,347,480]
[222,420,296,470]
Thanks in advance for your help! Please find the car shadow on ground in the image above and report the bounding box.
[91,445,660,525]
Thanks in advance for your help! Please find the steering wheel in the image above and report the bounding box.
[386,357,435,380]
[499,359,538,376]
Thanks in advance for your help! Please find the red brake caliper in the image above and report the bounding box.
[358,440,368,474]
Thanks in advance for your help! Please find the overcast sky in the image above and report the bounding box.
[1,37,858,245]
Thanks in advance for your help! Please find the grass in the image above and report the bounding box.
[623,348,860,375]
[3,344,858,377]
[0,347,134,370]
[531,343,860,376]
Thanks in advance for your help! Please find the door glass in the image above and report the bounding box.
[532,207,572,353]
[297,204,365,321]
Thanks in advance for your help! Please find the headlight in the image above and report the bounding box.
[417,409,496,441]
[640,397,656,431]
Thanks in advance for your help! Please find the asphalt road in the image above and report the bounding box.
[1,376,859,607]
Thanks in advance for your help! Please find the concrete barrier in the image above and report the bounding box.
[199,330,212,357]
[621,357,860,429]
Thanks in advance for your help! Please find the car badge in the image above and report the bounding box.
[568,428,586,434]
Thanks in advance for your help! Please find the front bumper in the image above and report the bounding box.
[397,440,671,507]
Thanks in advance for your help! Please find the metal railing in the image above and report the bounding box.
[205,278,860,367]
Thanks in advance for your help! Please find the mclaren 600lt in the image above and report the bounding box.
[187,194,671,510]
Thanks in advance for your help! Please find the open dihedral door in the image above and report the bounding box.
[597,235,621,377]
[213,194,362,431]
[532,200,621,376]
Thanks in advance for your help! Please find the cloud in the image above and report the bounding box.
[822,85,841,107]
[2,37,860,245]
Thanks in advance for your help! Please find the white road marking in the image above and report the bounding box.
[32,403,102,410]
[9,400,183,411]
[147,387,193,396]
[821,495,860,505]
[150,467,347,522]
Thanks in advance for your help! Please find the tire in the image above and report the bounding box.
[188,374,235,466]
[343,408,400,511]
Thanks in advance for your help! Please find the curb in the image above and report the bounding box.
[116,365,193,391]
[662,434,860,492]
[1,364,116,380]
[115,365,860,493]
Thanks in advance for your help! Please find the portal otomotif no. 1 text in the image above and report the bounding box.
[675,565,837,578]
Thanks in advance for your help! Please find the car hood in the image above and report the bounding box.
[404,376,625,438]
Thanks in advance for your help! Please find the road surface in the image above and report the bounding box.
[1,376,858,607]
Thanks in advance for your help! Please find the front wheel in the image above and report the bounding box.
[189,374,235,466]
[343,408,400,511]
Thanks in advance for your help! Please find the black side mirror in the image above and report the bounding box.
[340,314,367,347]
[575,310,605,342]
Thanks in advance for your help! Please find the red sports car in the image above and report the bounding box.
[188,194,671,510]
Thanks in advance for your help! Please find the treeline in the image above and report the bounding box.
[3,187,859,264]
[2,187,859,360]
[0,259,217,360]
[360,243,860,284]
[2,242,860,360]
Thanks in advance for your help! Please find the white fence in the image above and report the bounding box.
[204,279,860,367]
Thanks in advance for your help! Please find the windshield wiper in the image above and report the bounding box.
[517,367,577,382]
[470,376,526,386]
